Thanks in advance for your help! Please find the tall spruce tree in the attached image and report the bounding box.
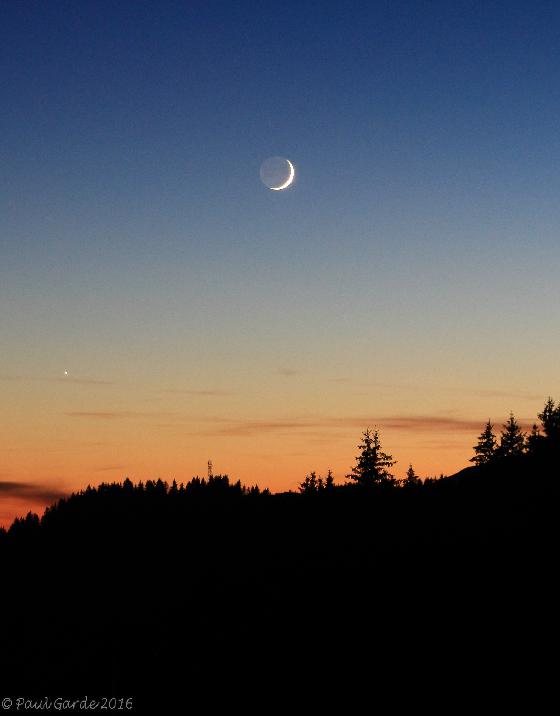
[404,464,421,487]
[471,420,497,465]
[346,428,396,486]
[538,397,560,441]
[497,412,525,458]
[299,471,320,494]
[526,423,542,454]
[298,469,335,493]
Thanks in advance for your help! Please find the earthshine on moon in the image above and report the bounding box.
[260,156,295,191]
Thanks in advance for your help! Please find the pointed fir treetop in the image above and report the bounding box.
[404,464,421,486]
[497,412,525,459]
[526,423,542,454]
[324,469,335,489]
[538,397,560,440]
[346,428,396,486]
[299,469,336,493]
[471,419,497,466]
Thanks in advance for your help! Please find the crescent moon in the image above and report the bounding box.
[270,159,295,191]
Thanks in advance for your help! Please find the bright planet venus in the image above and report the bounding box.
[259,156,295,190]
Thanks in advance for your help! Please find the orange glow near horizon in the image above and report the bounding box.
[1,370,545,528]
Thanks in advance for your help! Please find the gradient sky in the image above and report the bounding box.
[2,0,560,526]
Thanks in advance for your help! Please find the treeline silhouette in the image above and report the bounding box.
[1,398,559,709]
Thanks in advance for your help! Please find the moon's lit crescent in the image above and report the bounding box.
[270,159,295,190]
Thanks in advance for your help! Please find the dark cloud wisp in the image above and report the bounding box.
[0,481,66,504]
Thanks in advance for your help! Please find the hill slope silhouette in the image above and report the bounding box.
[1,417,559,710]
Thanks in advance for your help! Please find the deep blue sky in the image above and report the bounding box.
[4,0,560,260]
[2,1,560,503]
[4,1,560,256]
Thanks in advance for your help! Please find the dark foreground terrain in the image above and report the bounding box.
[1,445,558,711]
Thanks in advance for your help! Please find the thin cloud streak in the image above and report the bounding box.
[278,368,300,377]
[66,411,232,422]
[196,414,503,437]
[67,412,128,419]
[53,377,113,386]
[325,377,546,402]
[66,411,185,420]
[1,374,112,386]
[470,388,544,401]
[0,481,66,503]
[161,388,233,396]
[66,410,536,435]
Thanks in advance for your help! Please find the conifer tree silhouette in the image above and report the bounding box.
[526,424,542,453]
[471,420,497,465]
[324,469,335,490]
[538,397,560,441]
[404,464,420,486]
[346,428,395,486]
[299,471,320,493]
[298,469,335,493]
[496,413,525,459]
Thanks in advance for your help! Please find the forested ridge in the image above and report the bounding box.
[2,398,559,710]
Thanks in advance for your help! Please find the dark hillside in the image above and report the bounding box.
[1,446,558,709]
